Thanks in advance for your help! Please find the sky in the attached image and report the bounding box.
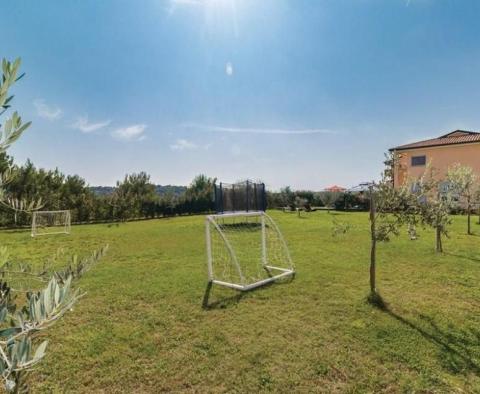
[2,0,480,190]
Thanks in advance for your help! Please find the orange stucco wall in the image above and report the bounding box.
[392,142,480,187]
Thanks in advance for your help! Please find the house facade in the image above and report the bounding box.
[389,130,480,187]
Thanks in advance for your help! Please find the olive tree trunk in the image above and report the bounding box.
[435,225,443,253]
[369,189,376,294]
[467,199,472,235]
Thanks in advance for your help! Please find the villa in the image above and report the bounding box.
[389,130,480,187]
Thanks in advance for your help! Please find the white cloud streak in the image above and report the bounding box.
[72,116,111,133]
[183,123,338,135]
[170,139,198,151]
[33,99,62,120]
[111,124,147,141]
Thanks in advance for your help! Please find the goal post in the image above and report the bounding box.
[31,210,71,237]
[206,211,295,291]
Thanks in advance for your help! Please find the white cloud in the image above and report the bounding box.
[33,99,62,120]
[169,139,212,151]
[111,124,147,141]
[226,62,233,76]
[72,116,111,133]
[183,123,338,135]
[170,139,198,151]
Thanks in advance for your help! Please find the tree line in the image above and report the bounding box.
[266,186,369,211]
[0,147,373,227]
[0,152,216,226]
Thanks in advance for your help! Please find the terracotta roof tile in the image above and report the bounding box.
[390,130,480,151]
[325,185,346,192]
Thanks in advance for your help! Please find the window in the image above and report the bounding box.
[411,155,426,166]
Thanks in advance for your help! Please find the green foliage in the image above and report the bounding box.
[0,159,219,226]
[318,191,343,210]
[447,163,477,202]
[268,188,369,212]
[0,276,75,391]
[331,217,351,236]
[0,57,107,393]
[0,59,30,152]
[367,153,422,296]
[267,187,324,210]
[409,165,457,252]
[54,245,109,284]
[110,172,157,220]
[183,174,216,213]
[447,163,478,235]
[278,186,295,208]
[0,245,109,289]
[0,244,107,392]
[0,158,220,226]
[294,195,308,211]
[335,191,370,211]
[371,179,419,243]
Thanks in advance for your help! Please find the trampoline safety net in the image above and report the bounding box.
[214,181,266,213]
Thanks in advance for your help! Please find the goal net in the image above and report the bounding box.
[31,210,71,237]
[206,211,294,291]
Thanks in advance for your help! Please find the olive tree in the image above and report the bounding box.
[447,163,478,235]
[294,195,308,217]
[411,166,455,253]
[367,175,418,301]
[279,186,295,210]
[0,58,107,392]
[319,191,342,213]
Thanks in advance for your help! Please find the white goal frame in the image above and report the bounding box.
[206,211,295,291]
[31,210,71,237]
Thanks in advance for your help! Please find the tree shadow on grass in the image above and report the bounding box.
[444,252,480,263]
[372,295,480,375]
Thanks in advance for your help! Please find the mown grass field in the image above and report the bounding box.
[0,211,479,393]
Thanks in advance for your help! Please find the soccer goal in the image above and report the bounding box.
[31,210,71,237]
[206,210,295,291]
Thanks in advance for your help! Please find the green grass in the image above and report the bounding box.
[1,211,479,392]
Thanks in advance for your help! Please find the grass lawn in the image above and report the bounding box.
[1,211,479,392]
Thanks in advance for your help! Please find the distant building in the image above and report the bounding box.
[324,185,346,192]
[389,130,480,187]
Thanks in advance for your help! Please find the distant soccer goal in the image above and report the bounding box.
[31,210,71,237]
[206,211,295,291]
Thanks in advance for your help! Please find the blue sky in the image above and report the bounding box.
[2,0,480,190]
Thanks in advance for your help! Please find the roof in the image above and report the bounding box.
[389,130,480,151]
[324,185,346,192]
